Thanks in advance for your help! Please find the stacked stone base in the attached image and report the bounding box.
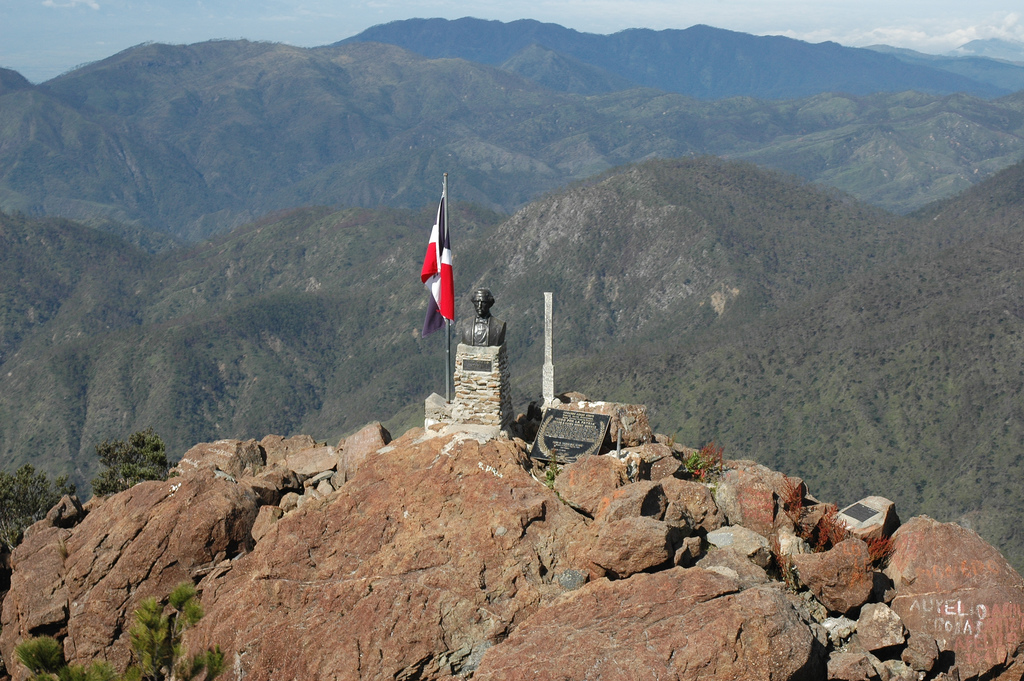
[451,343,513,429]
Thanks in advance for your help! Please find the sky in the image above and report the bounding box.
[2,0,1024,83]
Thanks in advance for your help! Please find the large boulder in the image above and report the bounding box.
[184,429,592,681]
[593,480,666,522]
[589,516,674,578]
[337,421,391,481]
[0,470,260,675]
[886,516,1024,680]
[661,477,724,533]
[282,445,337,477]
[473,568,822,680]
[174,439,266,478]
[791,538,873,615]
[260,434,317,467]
[552,454,626,516]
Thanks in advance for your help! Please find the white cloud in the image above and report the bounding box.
[778,12,1024,53]
[42,0,101,9]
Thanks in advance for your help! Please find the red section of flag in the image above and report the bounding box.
[421,195,453,336]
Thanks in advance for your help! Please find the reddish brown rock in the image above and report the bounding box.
[901,630,939,672]
[0,470,260,674]
[649,455,685,481]
[661,477,724,532]
[828,651,881,681]
[251,506,283,543]
[0,524,68,650]
[473,568,821,681]
[45,495,85,529]
[284,445,337,477]
[593,480,666,522]
[260,434,317,467]
[552,454,626,516]
[175,439,266,478]
[337,421,391,480]
[707,525,772,568]
[857,602,906,652]
[243,466,300,506]
[715,467,778,537]
[590,516,673,578]
[622,442,676,480]
[886,516,1024,680]
[184,430,591,681]
[791,538,873,614]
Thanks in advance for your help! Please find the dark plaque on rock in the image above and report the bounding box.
[463,359,492,373]
[530,409,611,463]
[841,502,879,523]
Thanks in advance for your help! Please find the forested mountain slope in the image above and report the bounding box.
[2,41,1024,241]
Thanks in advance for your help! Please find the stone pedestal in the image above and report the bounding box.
[452,343,512,429]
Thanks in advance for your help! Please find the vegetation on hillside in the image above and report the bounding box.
[0,465,75,550]
[1,41,1023,240]
[2,155,1024,573]
[91,429,169,497]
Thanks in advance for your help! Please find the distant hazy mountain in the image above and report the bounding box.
[952,38,1024,64]
[343,18,1010,99]
[500,43,636,94]
[1,39,1023,241]
[866,44,1024,93]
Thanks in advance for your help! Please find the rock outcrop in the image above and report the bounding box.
[3,414,1024,681]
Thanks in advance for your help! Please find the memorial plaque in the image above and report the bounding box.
[463,359,492,373]
[530,408,611,463]
[841,502,879,523]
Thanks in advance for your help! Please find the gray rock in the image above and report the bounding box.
[705,525,771,568]
[822,616,858,646]
[555,569,588,591]
[857,603,906,652]
[697,546,770,588]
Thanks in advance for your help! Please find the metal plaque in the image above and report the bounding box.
[841,502,879,524]
[463,359,492,373]
[530,409,611,463]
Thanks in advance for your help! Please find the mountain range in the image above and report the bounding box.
[3,18,1024,572]
[344,18,1024,99]
[1,26,1024,241]
[4,151,1024,568]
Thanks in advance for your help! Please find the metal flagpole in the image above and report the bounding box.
[444,173,452,403]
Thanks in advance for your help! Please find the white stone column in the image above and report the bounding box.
[543,292,554,406]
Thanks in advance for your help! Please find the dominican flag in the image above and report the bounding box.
[420,193,454,336]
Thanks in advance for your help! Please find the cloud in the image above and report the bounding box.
[42,0,101,9]
[778,12,1024,53]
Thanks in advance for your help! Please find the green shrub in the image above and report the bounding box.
[14,583,223,681]
[0,465,76,551]
[91,429,169,497]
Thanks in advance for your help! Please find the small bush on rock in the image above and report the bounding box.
[91,429,169,497]
[14,583,223,681]
[0,464,76,550]
[684,442,724,482]
[123,582,223,681]
[15,635,117,681]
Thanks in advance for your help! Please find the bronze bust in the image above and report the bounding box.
[461,288,506,347]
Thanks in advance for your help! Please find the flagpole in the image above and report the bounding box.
[444,172,452,403]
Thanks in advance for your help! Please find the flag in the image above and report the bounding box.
[420,193,453,336]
